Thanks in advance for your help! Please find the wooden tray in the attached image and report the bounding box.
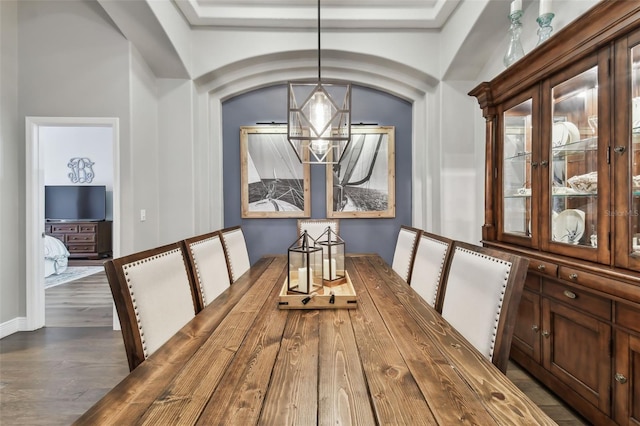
[278,271,357,310]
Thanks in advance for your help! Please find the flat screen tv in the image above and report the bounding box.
[45,185,107,222]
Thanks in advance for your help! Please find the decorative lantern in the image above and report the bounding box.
[288,230,323,294]
[286,0,352,165]
[316,226,346,286]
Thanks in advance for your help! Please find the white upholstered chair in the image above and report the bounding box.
[183,231,231,310]
[409,232,453,309]
[297,219,340,240]
[391,225,422,282]
[219,226,251,283]
[104,242,199,371]
[439,241,529,373]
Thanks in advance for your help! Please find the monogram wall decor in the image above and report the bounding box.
[68,157,95,183]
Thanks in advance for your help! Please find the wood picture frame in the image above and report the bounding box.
[240,126,310,218]
[327,126,395,218]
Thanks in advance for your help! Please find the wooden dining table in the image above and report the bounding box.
[75,254,555,425]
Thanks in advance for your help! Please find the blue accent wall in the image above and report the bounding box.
[222,84,412,265]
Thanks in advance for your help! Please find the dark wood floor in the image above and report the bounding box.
[0,270,589,425]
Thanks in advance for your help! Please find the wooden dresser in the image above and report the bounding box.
[470,3,640,424]
[45,220,112,259]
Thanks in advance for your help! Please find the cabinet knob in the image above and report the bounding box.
[541,330,550,338]
[532,325,539,332]
[615,373,628,384]
[563,290,577,299]
[531,161,539,168]
[537,264,546,271]
[568,273,578,280]
[541,160,549,167]
[613,146,626,154]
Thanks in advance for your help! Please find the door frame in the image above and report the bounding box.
[25,116,120,330]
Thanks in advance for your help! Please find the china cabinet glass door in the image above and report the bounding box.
[614,30,640,271]
[630,39,640,266]
[543,55,609,263]
[500,92,538,247]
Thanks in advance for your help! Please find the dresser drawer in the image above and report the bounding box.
[558,265,623,292]
[78,224,97,233]
[543,279,611,320]
[528,259,558,278]
[67,233,96,243]
[67,244,97,254]
[51,224,78,233]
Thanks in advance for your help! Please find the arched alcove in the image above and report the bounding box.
[192,50,443,262]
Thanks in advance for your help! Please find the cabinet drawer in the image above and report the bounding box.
[78,224,97,233]
[616,303,640,334]
[543,279,611,320]
[51,224,78,233]
[67,233,96,243]
[558,266,622,293]
[528,259,558,278]
[67,244,96,254]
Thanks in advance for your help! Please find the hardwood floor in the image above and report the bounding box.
[507,361,589,425]
[45,269,112,327]
[0,327,128,425]
[0,271,589,425]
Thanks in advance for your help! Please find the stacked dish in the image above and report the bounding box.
[552,121,581,147]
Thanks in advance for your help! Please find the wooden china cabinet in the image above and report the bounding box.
[470,3,640,425]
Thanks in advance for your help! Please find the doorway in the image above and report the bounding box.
[26,117,120,331]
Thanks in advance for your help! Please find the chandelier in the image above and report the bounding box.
[287,0,351,165]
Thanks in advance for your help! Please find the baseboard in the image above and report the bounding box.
[0,317,28,339]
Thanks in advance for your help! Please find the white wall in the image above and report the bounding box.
[191,28,441,82]
[0,0,21,332]
[439,80,483,244]
[157,78,196,245]
[4,0,132,326]
[477,0,601,83]
[40,127,114,184]
[129,44,160,252]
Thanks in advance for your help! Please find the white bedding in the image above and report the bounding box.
[44,235,69,277]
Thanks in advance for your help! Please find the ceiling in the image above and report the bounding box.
[98,0,511,80]
[174,0,461,29]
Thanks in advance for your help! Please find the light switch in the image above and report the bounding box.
[140,209,146,221]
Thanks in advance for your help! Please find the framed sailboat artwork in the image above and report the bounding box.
[326,126,395,218]
[240,126,311,218]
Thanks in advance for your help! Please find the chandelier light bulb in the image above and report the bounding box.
[310,91,331,138]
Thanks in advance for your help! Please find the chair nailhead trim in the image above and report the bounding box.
[456,247,511,360]
[188,236,219,306]
[123,248,183,359]
[222,237,236,282]
[423,236,449,306]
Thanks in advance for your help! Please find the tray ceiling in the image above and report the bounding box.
[174,0,461,29]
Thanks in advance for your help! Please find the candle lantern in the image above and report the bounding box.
[288,230,323,294]
[316,226,346,286]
